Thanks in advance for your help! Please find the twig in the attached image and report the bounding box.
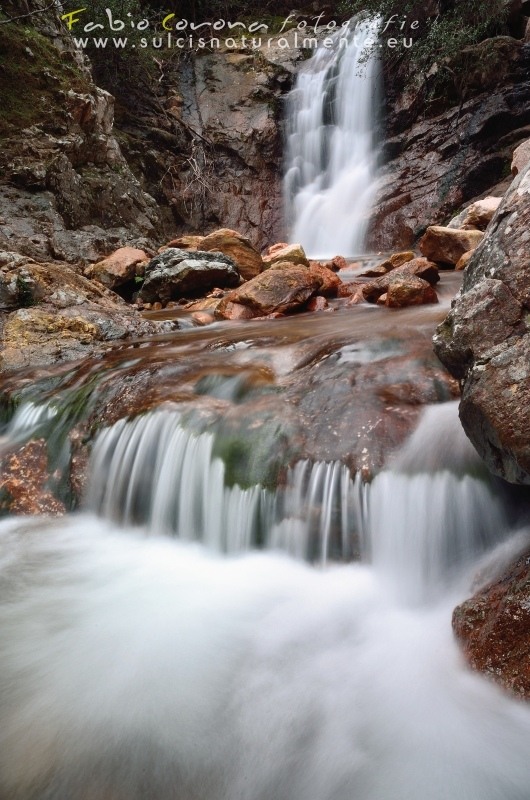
[0,1,60,26]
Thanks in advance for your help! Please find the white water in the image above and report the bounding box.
[1,400,530,798]
[284,18,381,257]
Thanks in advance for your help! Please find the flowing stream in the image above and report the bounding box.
[284,17,381,257]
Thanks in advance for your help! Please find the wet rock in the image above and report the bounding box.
[139,249,240,304]
[225,266,320,315]
[0,439,65,516]
[329,255,348,271]
[434,160,530,484]
[84,247,149,289]
[511,138,530,176]
[453,548,530,699]
[215,301,257,321]
[306,295,328,312]
[360,251,415,277]
[363,263,439,304]
[419,226,484,266]
[192,311,215,326]
[308,263,340,297]
[262,243,309,269]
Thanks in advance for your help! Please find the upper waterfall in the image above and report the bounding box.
[283,17,381,258]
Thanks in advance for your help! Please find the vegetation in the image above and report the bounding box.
[338,0,511,97]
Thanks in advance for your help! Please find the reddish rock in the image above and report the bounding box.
[192,311,215,325]
[161,230,262,281]
[360,251,414,277]
[511,138,530,176]
[329,255,348,271]
[0,440,65,515]
[364,272,438,307]
[398,257,440,284]
[262,243,309,269]
[84,247,149,289]
[453,549,530,699]
[215,300,256,321]
[463,197,501,230]
[266,242,289,255]
[306,295,328,312]
[308,263,340,297]
[419,226,484,266]
[226,265,320,315]
[455,250,475,271]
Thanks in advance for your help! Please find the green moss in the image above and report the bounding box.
[0,22,90,138]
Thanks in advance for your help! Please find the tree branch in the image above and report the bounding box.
[0,2,60,26]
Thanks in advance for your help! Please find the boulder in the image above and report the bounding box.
[511,138,530,176]
[215,300,256,321]
[308,263,340,297]
[225,265,320,315]
[455,250,475,271]
[384,275,438,308]
[163,230,262,281]
[360,251,414,277]
[139,249,240,304]
[419,226,484,266]
[329,255,348,271]
[363,261,439,303]
[266,242,289,255]
[84,247,149,289]
[433,160,530,484]
[464,197,502,230]
[262,243,309,269]
[453,548,530,699]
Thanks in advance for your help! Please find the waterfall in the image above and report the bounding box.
[1,398,530,799]
[284,17,381,258]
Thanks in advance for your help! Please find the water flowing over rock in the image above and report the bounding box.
[434,160,530,485]
[284,18,381,257]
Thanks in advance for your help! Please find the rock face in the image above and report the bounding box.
[369,39,530,250]
[453,548,530,699]
[0,3,161,264]
[0,257,175,371]
[419,227,484,266]
[434,160,530,485]
[140,249,240,304]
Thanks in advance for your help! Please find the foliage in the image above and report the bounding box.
[338,0,511,95]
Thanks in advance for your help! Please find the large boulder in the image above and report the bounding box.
[419,226,484,266]
[84,247,149,289]
[373,275,438,308]
[433,160,530,484]
[139,249,240,304]
[363,260,439,304]
[167,229,263,281]
[220,265,320,316]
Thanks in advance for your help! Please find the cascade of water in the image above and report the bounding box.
[284,17,381,257]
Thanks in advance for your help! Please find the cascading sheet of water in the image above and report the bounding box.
[283,17,381,258]
[1,399,530,798]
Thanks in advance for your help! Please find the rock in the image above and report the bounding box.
[266,242,289,255]
[329,255,348,271]
[307,263,340,297]
[419,226,484,266]
[363,262,439,304]
[464,197,502,229]
[369,47,530,251]
[511,138,530,176]
[139,249,240,304]
[215,300,256,321]
[0,439,65,516]
[166,231,262,281]
[338,282,363,299]
[455,250,475,271]
[306,295,328,312]
[197,229,264,281]
[192,311,215,326]
[224,266,320,316]
[84,247,149,289]
[433,160,530,484]
[384,275,438,308]
[361,251,415,277]
[262,243,309,269]
[453,548,530,699]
